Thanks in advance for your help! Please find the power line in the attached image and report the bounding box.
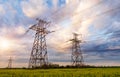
[72,5,120,26]
[51,0,105,23]
[73,0,106,16]
[50,0,81,18]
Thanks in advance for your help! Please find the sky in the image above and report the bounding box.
[0,0,120,68]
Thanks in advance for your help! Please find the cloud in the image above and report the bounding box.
[0,5,5,15]
[0,0,120,67]
[52,0,58,9]
[21,0,48,18]
[50,0,80,23]
[0,26,28,56]
[0,0,31,27]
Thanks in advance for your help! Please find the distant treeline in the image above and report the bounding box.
[3,63,120,69]
[24,64,120,69]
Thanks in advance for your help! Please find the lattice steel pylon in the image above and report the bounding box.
[8,57,12,68]
[69,33,84,66]
[28,18,54,68]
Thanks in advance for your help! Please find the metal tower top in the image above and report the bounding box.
[69,33,84,66]
[28,18,54,68]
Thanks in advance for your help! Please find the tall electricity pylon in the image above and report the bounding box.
[69,33,84,66]
[28,18,54,68]
[8,57,12,68]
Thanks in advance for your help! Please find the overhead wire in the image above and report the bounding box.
[52,0,105,23]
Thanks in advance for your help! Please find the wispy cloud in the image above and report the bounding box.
[0,0,120,67]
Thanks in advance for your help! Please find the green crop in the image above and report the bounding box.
[0,68,120,77]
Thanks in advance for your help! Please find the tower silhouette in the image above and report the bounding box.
[69,33,84,66]
[28,18,54,68]
[8,57,12,68]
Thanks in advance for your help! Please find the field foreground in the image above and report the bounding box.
[0,68,120,77]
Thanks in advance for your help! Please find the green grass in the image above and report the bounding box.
[0,68,120,77]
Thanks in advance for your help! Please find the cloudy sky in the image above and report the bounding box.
[0,0,120,68]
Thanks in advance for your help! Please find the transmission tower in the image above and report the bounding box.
[8,57,12,68]
[69,33,84,66]
[28,18,54,68]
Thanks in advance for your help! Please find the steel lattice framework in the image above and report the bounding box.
[8,57,12,68]
[28,19,54,68]
[70,33,84,66]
